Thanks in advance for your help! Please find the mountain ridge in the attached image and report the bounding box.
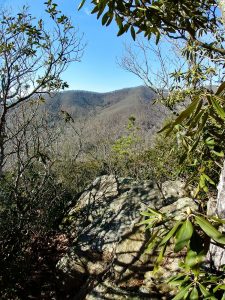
[46,85,157,116]
[44,85,170,147]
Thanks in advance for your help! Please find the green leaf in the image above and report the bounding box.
[158,122,172,133]
[190,230,205,253]
[106,15,113,26]
[199,174,205,188]
[199,283,211,297]
[168,275,190,287]
[150,5,161,11]
[187,99,203,127]
[102,12,109,25]
[115,15,123,28]
[205,137,215,146]
[147,207,163,217]
[155,31,160,44]
[203,174,215,185]
[211,97,225,120]
[195,215,225,244]
[162,98,199,136]
[213,284,225,293]
[130,26,136,40]
[78,0,86,10]
[167,274,187,284]
[211,150,224,157]
[173,98,199,126]
[189,135,201,153]
[117,25,125,36]
[190,287,199,300]
[159,221,182,246]
[210,216,225,225]
[190,99,204,119]
[198,111,208,132]
[91,6,100,14]
[174,219,193,252]
[216,82,225,95]
[185,249,205,268]
[172,284,192,300]
[145,230,160,253]
[154,243,167,272]
[140,211,155,217]
[187,110,204,133]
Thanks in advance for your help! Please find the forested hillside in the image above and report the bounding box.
[46,85,162,116]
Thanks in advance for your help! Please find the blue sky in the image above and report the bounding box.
[0,0,143,92]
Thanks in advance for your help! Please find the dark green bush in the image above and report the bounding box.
[0,164,73,298]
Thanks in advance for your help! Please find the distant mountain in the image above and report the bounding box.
[44,86,170,146]
[45,86,157,116]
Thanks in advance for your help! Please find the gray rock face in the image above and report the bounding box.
[57,175,196,299]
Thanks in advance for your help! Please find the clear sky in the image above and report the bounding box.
[0,0,143,92]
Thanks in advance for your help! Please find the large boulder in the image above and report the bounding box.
[57,175,197,299]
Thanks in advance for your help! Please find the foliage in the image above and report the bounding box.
[112,116,140,157]
[109,116,173,180]
[137,75,225,298]
[79,0,225,55]
[139,34,225,300]
[77,0,225,298]
[0,165,72,297]
[146,131,185,182]
[0,106,72,297]
[55,158,102,193]
[159,83,225,196]
[140,205,225,299]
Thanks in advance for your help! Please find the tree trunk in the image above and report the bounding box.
[207,0,225,269]
[208,161,225,268]
[0,111,6,178]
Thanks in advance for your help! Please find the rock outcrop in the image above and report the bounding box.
[57,175,197,299]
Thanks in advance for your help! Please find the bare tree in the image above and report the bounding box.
[0,5,84,176]
[118,38,183,98]
[119,37,224,109]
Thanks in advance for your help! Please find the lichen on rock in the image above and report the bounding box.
[57,175,197,299]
